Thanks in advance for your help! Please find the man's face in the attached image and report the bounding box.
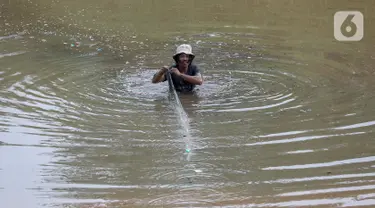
[178,53,190,67]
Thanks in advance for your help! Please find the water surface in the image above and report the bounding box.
[1,0,375,207]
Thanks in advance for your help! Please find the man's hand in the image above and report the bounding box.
[161,66,169,73]
[170,68,181,76]
[152,66,169,83]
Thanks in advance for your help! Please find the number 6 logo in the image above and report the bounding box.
[334,11,364,41]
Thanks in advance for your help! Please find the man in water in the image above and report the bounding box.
[151,44,203,92]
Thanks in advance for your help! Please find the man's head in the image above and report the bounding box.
[173,44,195,67]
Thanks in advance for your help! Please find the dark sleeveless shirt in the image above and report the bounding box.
[163,64,201,92]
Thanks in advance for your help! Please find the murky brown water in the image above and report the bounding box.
[1,0,375,207]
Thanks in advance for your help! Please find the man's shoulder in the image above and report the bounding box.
[189,64,200,72]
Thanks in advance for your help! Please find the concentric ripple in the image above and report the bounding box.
[197,68,304,114]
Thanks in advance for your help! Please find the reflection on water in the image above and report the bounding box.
[1,0,375,207]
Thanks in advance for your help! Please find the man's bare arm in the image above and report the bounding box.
[180,72,203,85]
[152,66,168,83]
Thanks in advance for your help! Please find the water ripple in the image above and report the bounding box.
[263,156,375,170]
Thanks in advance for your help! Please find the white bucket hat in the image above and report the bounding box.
[173,44,195,62]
